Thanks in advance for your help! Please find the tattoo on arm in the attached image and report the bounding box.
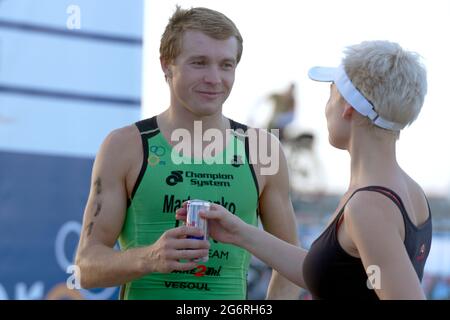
[94,177,102,195]
[94,202,102,217]
[87,222,94,236]
[85,178,101,237]
[92,177,102,217]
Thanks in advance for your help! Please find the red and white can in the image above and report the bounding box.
[186,199,210,262]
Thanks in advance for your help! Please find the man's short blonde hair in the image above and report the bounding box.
[160,6,243,65]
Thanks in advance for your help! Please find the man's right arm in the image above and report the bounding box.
[75,127,148,289]
[75,127,208,289]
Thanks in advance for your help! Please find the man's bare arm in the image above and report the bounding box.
[75,126,208,289]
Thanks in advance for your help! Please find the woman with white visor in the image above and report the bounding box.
[178,40,432,300]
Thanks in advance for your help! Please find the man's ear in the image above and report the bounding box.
[342,102,354,120]
[160,58,172,79]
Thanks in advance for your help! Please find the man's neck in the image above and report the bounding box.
[156,107,231,153]
[159,105,228,130]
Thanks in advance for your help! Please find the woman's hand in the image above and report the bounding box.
[176,202,245,245]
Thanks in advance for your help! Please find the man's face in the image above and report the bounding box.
[165,30,238,117]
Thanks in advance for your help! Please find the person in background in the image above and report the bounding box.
[267,82,296,141]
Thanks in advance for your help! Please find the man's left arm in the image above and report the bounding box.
[258,134,301,299]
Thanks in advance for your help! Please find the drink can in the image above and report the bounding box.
[186,199,210,262]
[186,199,210,240]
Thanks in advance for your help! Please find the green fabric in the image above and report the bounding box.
[119,127,258,299]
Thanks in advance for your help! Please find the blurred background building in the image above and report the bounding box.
[0,0,142,299]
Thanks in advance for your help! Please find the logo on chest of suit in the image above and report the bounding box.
[148,145,167,167]
[166,171,184,186]
[165,171,234,187]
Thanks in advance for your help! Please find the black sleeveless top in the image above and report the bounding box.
[303,186,432,300]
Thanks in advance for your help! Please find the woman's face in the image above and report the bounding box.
[325,84,351,150]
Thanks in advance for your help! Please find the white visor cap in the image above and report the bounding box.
[308,65,404,131]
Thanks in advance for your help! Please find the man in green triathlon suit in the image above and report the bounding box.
[75,6,300,300]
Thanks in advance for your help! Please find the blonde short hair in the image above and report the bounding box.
[343,40,427,130]
[160,6,243,65]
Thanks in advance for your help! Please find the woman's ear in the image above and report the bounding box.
[342,102,355,120]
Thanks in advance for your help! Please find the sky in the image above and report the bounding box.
[142,0,450,196]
